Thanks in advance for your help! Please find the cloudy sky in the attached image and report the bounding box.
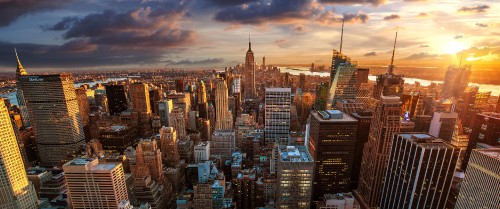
[0,0,498,71]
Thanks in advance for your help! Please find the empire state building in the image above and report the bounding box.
[244,36,256,99]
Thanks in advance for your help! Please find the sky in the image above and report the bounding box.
[0,0,498,72]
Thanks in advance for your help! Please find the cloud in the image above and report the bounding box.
[404,52,441,60]
[44,1,195,49]
[204,0,259,6]
[0,0,74,27]
[475,23,488,27]
[417,12,428,18]
[454,34,464,39]
[420,44,429,48]
[364,52,377,56]
[318,0,385,6]
[40,16,78,31]
[274,39,288,44]
[383,14,400,21]
[458,5,490,13]
[165,58,225,66]
[214,0,320,25]
[316,10,369,25]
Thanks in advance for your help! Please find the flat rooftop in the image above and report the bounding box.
[279,146,313,163]
[311,110,357,122]
[399,133,456,150]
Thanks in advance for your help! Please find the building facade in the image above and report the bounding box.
[264,88,291,145]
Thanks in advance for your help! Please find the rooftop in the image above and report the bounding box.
[279,145,313,163]
[399,133,456,150]
[311,110,357,122]
[476,148,500,160]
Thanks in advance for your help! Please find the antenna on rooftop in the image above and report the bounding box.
[388,27,398,74]
[339,18,345,54]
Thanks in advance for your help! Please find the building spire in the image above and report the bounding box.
[388,27,398,74]
[14,48,27,76]
[340,18,344,54]
[248,31,251,51]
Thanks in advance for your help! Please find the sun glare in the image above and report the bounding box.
[443,41,466,54]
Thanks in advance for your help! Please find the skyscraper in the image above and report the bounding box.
[462,112,500,170]
[309,110,358,203]
[157,99,173,127]
[328,60,358,109]
[63,158,129,209]
[19,74,85,166]
[244,35,256,99]
[373,31,404,99]
[14,49,30,127]
[349,110,372,190]
[106,84,128,115]
[211,129,236,159]
[170,108,186,138]
[441,65,471,99]
[129,83,151,114]
[197,80,209,119]
[455,148,500,209]
[380,133,459,209]
[428,111,458,142]
[159,127,180,167]
[264,88,291,145]
[0,99,37,209]
[215,78,233,130]
[355,96,402,209]
[276,145,314,209]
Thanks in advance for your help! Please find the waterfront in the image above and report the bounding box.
[278,67,500,96]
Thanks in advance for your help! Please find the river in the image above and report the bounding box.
[278,67,500,96]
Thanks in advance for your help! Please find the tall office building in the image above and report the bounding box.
[373,31,404,99]
[349,110,372,190]
[194,141,210,163]
[76,87,91,126]
[309,110,358,203]
[355,68,369,91]
[355,96,402,209]
[131,139,163,182]
[276,145,314,209]
[215,78,233,130]
[0,99,37,209]
[327,49,351,109]
[428,111,458,142]
[264,88,291,145]
[441,65,471,99]
[328,60,358,109]
[63,158,129,209]
[380,133,459,209]
[157,99,173,127]
[19,74,85,166]
[106,84,128,115]
[159,127,180,167]
[455,148,500,209]
[244,35,256,99]
[462,112,500,170]
[14,49,30,126]
[170,108,186,138]
[129,83,151,114]
[197,80,208,119]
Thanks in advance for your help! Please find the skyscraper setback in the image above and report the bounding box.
[14,49,30,127]
[0,98,37,209]
[19,73,85,166]
[373,31,404,99]
[355,96,402,209]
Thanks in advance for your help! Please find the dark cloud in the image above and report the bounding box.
[318,0,385,6]
[43,1,195,49]
[383,14,400,21]
[204,0,258,6]
[317,11,369,25]
[0,0,74,27]
[404,52,440,60]
[0,41,167,68]
[364,52,377,56]
[420,44,429,48]
[475,23,488,27]
[165,58,225,66]
[274,39,288,44]
[40,16,78,31]
[214,0,320,25]
[458,5,490,13]
[454,34,464,39]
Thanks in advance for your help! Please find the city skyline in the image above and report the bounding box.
[0,0,498,72]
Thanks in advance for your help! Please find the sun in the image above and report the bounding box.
[443,41,466,54]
